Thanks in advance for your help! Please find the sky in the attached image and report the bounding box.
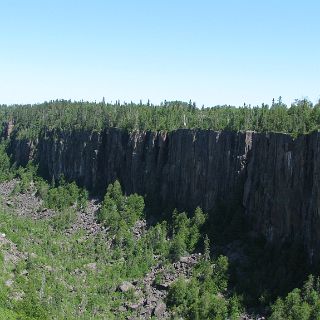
[0,0,319,107]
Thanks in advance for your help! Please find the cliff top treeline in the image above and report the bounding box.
[1,97,320,138]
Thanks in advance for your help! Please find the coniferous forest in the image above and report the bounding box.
[2,0,320,318]
[1,100,320,319]
[1,98,320,138]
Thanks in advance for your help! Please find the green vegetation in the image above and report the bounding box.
[0,142,13,182]
[44,179,88,211]
[10,162,88,212]
[1,98,320,138]
[206,200,312,312]
[170,207,206,261]
[97,180,144,233]
[97,181,207,263]
[1,117,320,319]
[0,183,151,318]
[0,157,232,319]
[270,275,320,320]
[167,251,243,319]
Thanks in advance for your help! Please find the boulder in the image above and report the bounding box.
[118,281,135,293]
[153,301,166,318]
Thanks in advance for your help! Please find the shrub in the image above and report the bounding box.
[98,180,145,234]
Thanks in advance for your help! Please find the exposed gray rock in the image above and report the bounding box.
[6,200,13,207]
[118,281,135,293]
[5,279,14,287]
[84,262,97,271]
[153,301,166,318]
[118,306,127,312]
[0,179,56,219]
[6,125,320,263]
[9,128,252,215]
[243,132,320,263]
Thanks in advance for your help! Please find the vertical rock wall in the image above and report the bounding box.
[5,125,320,261]
[244,132,320,262]
[32,128,253,213]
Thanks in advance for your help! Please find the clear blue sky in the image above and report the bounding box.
[0,0,319,107]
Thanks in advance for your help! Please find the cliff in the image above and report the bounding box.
[26,128,252,213]
[244,132,320,263]
[4,126,320,262]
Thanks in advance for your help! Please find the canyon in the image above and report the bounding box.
[4,125,320,263]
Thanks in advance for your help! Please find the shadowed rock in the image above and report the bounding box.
[5,125,320,263]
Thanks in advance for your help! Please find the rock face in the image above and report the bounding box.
[4,125,320,263]
[118,281,135,293]
[244,131,320,263]
[14,128,252,214]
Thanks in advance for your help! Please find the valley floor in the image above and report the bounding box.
[0,178,251,319]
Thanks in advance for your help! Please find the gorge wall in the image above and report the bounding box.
[9,128,252,213]
[4,126,320,262]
